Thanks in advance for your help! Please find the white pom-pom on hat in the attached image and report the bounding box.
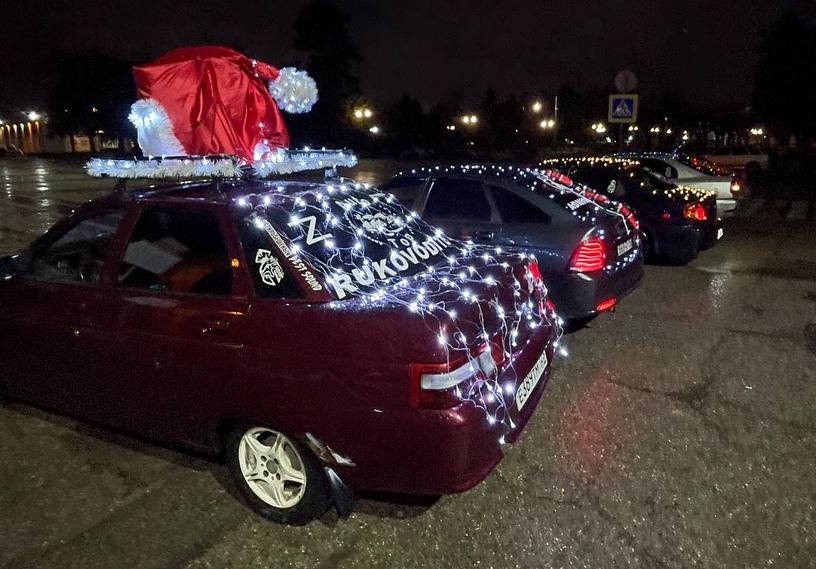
[269,67,319,114]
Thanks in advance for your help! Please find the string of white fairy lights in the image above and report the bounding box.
[234,177,565,438]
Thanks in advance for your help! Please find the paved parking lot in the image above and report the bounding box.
[1,158,814,568]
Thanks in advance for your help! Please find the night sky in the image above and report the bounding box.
[1,0,813,111]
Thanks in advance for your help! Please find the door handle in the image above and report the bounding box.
[201,319,230,336]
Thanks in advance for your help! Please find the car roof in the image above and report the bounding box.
[392,163,544,185]
[540,156,642,173]
[616,152,678,162]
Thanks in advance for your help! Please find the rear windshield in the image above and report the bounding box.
[243,184,458,299]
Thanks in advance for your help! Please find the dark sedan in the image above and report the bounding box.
[0,178,558,525]
[541,157,723,265]
[380,164,644,326]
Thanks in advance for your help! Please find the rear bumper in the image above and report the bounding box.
[333,331,555,496]
[717,198,737,216]
[543,256,644,320]
[653,219,721,261]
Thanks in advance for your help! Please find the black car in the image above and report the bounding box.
[541,157,722,265]
[380,164,644,325]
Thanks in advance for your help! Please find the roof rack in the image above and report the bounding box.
[86,148,357,181]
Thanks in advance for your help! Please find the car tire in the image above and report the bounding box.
[641,229,657,262]
[226,424,332,525]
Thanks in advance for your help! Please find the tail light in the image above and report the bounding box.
[730,178,741,196]
[595,297,617,312]
[569,237,606,272]
[683,202,708,221]
[409,343,505,409]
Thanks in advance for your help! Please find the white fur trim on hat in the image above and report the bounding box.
[128,98,187,157]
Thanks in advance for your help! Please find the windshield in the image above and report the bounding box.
[245,183,458,299]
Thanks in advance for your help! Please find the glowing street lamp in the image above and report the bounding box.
[591,122,607,134]
[461,114,479,126]
[531,101,543,113]
[25,111,41,121]
[539,119,555,130]
[368,125,380,135]
[353,107,374,121]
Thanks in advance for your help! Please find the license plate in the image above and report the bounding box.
[717,228,724,240]
[515,349,549,411]
[617,238,633,256]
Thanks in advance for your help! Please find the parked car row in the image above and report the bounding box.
[0,152,722,525]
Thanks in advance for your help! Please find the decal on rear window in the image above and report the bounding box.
[255,249,285,287]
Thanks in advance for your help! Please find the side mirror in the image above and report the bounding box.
[0,255,20,281]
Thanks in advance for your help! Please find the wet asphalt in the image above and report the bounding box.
[0,158,814,569]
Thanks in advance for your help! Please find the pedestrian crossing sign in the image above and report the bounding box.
[608,94,639,123]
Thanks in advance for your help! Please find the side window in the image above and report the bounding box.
[641,158,676,179]
[380,176,426,209]
[118,207,232,296]
[235,217,304,299]
[424,179,491,222]
[27,211,124,284]
[488,185,550,224]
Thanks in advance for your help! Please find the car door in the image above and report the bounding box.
[0,209,126,415]
[418,177,497,242]
[104,203,250,449]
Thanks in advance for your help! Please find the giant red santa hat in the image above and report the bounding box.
[87,45,356,178]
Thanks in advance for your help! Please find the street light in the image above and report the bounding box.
[461,114,478,125]
[591,122,607,134]
[539,119,555,129]
[26,111,41,121]
[531,101,542,113]
[369,125,380,135]
[353,107,374,121]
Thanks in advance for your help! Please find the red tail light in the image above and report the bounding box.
[730,178,741,196]
[569,237,606,272]
[595,297,617,312]
[409,343,505,409]
[683,202,708,221]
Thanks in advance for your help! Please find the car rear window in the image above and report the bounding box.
[242,185,458,299]
[424,178,491,221]
[488,185,550,224]
[380,176,427,209]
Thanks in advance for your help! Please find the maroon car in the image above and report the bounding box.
[0,179,558,524]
